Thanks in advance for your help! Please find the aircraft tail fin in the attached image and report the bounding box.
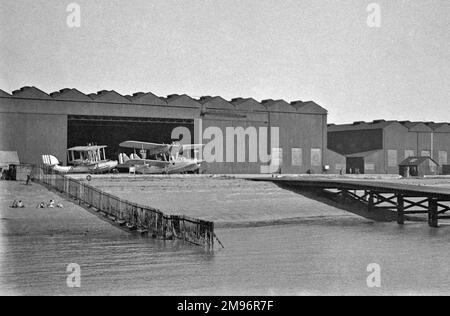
[42,154,60,166]
[119,153,131,164]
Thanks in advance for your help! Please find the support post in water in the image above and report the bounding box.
[368,192,374,212]
[397,194,405,225]
[428,198,439,228]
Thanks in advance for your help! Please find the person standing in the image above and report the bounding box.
[26,173,31,185]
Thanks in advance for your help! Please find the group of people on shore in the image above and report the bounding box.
[36,199,63,209]
[10,199,63,209]
[10,200,25,208]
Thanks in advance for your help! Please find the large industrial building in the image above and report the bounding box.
[328,120,450,174]
[0,86,329,174]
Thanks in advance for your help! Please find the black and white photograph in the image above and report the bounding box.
[0,0,449,299]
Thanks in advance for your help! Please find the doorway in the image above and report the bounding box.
[346,157,365,174]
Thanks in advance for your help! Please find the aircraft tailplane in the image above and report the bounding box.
[42,154,60,166]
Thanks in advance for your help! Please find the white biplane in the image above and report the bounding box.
[42,145,118,174]
[118,140,204,174]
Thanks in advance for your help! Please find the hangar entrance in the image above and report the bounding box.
[68,115,194,164]
[346,157,365,174]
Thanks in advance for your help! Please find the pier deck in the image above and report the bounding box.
[248,177,450,227]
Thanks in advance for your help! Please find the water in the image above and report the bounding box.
[2,178,450,295]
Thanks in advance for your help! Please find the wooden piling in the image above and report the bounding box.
[368,192,374,213]
[428,198,439,228]
[397,194,405,225]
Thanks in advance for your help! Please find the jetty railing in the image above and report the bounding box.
[32,166,215,250]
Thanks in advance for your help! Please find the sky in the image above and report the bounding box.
[0,0,449,124]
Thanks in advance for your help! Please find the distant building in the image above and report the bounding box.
[0,86,328,174]
[328,120,450,174]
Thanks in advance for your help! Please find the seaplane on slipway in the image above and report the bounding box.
[42,145,118,174]
[118,140,204,174]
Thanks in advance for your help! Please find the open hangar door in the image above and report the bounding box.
[68,115,194,164]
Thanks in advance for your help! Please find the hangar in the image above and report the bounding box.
[328,120,450,174]
[0,86,329,174]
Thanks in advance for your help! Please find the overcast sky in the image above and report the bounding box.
[0,0,448,123]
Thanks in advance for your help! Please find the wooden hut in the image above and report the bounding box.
[399,156,439,177]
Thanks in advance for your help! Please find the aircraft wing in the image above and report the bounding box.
[122,159,169,168]
[119,141,170,156]
[181,144,205,151]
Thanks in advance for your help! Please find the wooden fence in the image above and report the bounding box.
[33,166,215,250]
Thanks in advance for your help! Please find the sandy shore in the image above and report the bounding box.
[0,181,127,237]
[84,176,367,226]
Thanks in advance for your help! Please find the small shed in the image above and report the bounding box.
[0,151,20,169]
[399,156,439,177]
[0,151,20,180]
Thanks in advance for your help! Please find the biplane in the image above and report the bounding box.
[118,140,203,174]
[42,145,118,174]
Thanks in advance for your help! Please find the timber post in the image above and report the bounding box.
[428,198,439,228]
[397,194,405,225]
[368,192,374,212]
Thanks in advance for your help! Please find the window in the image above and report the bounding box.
[387,150,397,167]
[421,150,431,157]
[291,148,302,166]
[405,150,415,159]
[365,163,375,171]
[271,148,282,166]
[438,151,448,165]
[311,149,322,167]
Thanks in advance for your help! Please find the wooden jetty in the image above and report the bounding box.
[249,177,450,227]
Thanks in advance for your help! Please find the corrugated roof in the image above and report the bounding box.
[261,99,296,112]
[231,97,266,111]
[291,101,328,115]
[328,120,400,132]
[50,88,93,101]
[426,122,450,132]
[399,156,439,166]
[11,86,52,99]
[165,94,201,108]
[89,90,131,103]
[0,89,11,97]
[329,120,450,133]
[198,96,235,111]
[400,121,433,132]
[0,151,20,166]
[2,86,332,116]
[129,92,167,105]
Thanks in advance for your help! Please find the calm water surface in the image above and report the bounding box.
[1,177,450,295]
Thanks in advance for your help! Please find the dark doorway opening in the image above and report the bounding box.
[346,157,365,174]
[68,115,194,164]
